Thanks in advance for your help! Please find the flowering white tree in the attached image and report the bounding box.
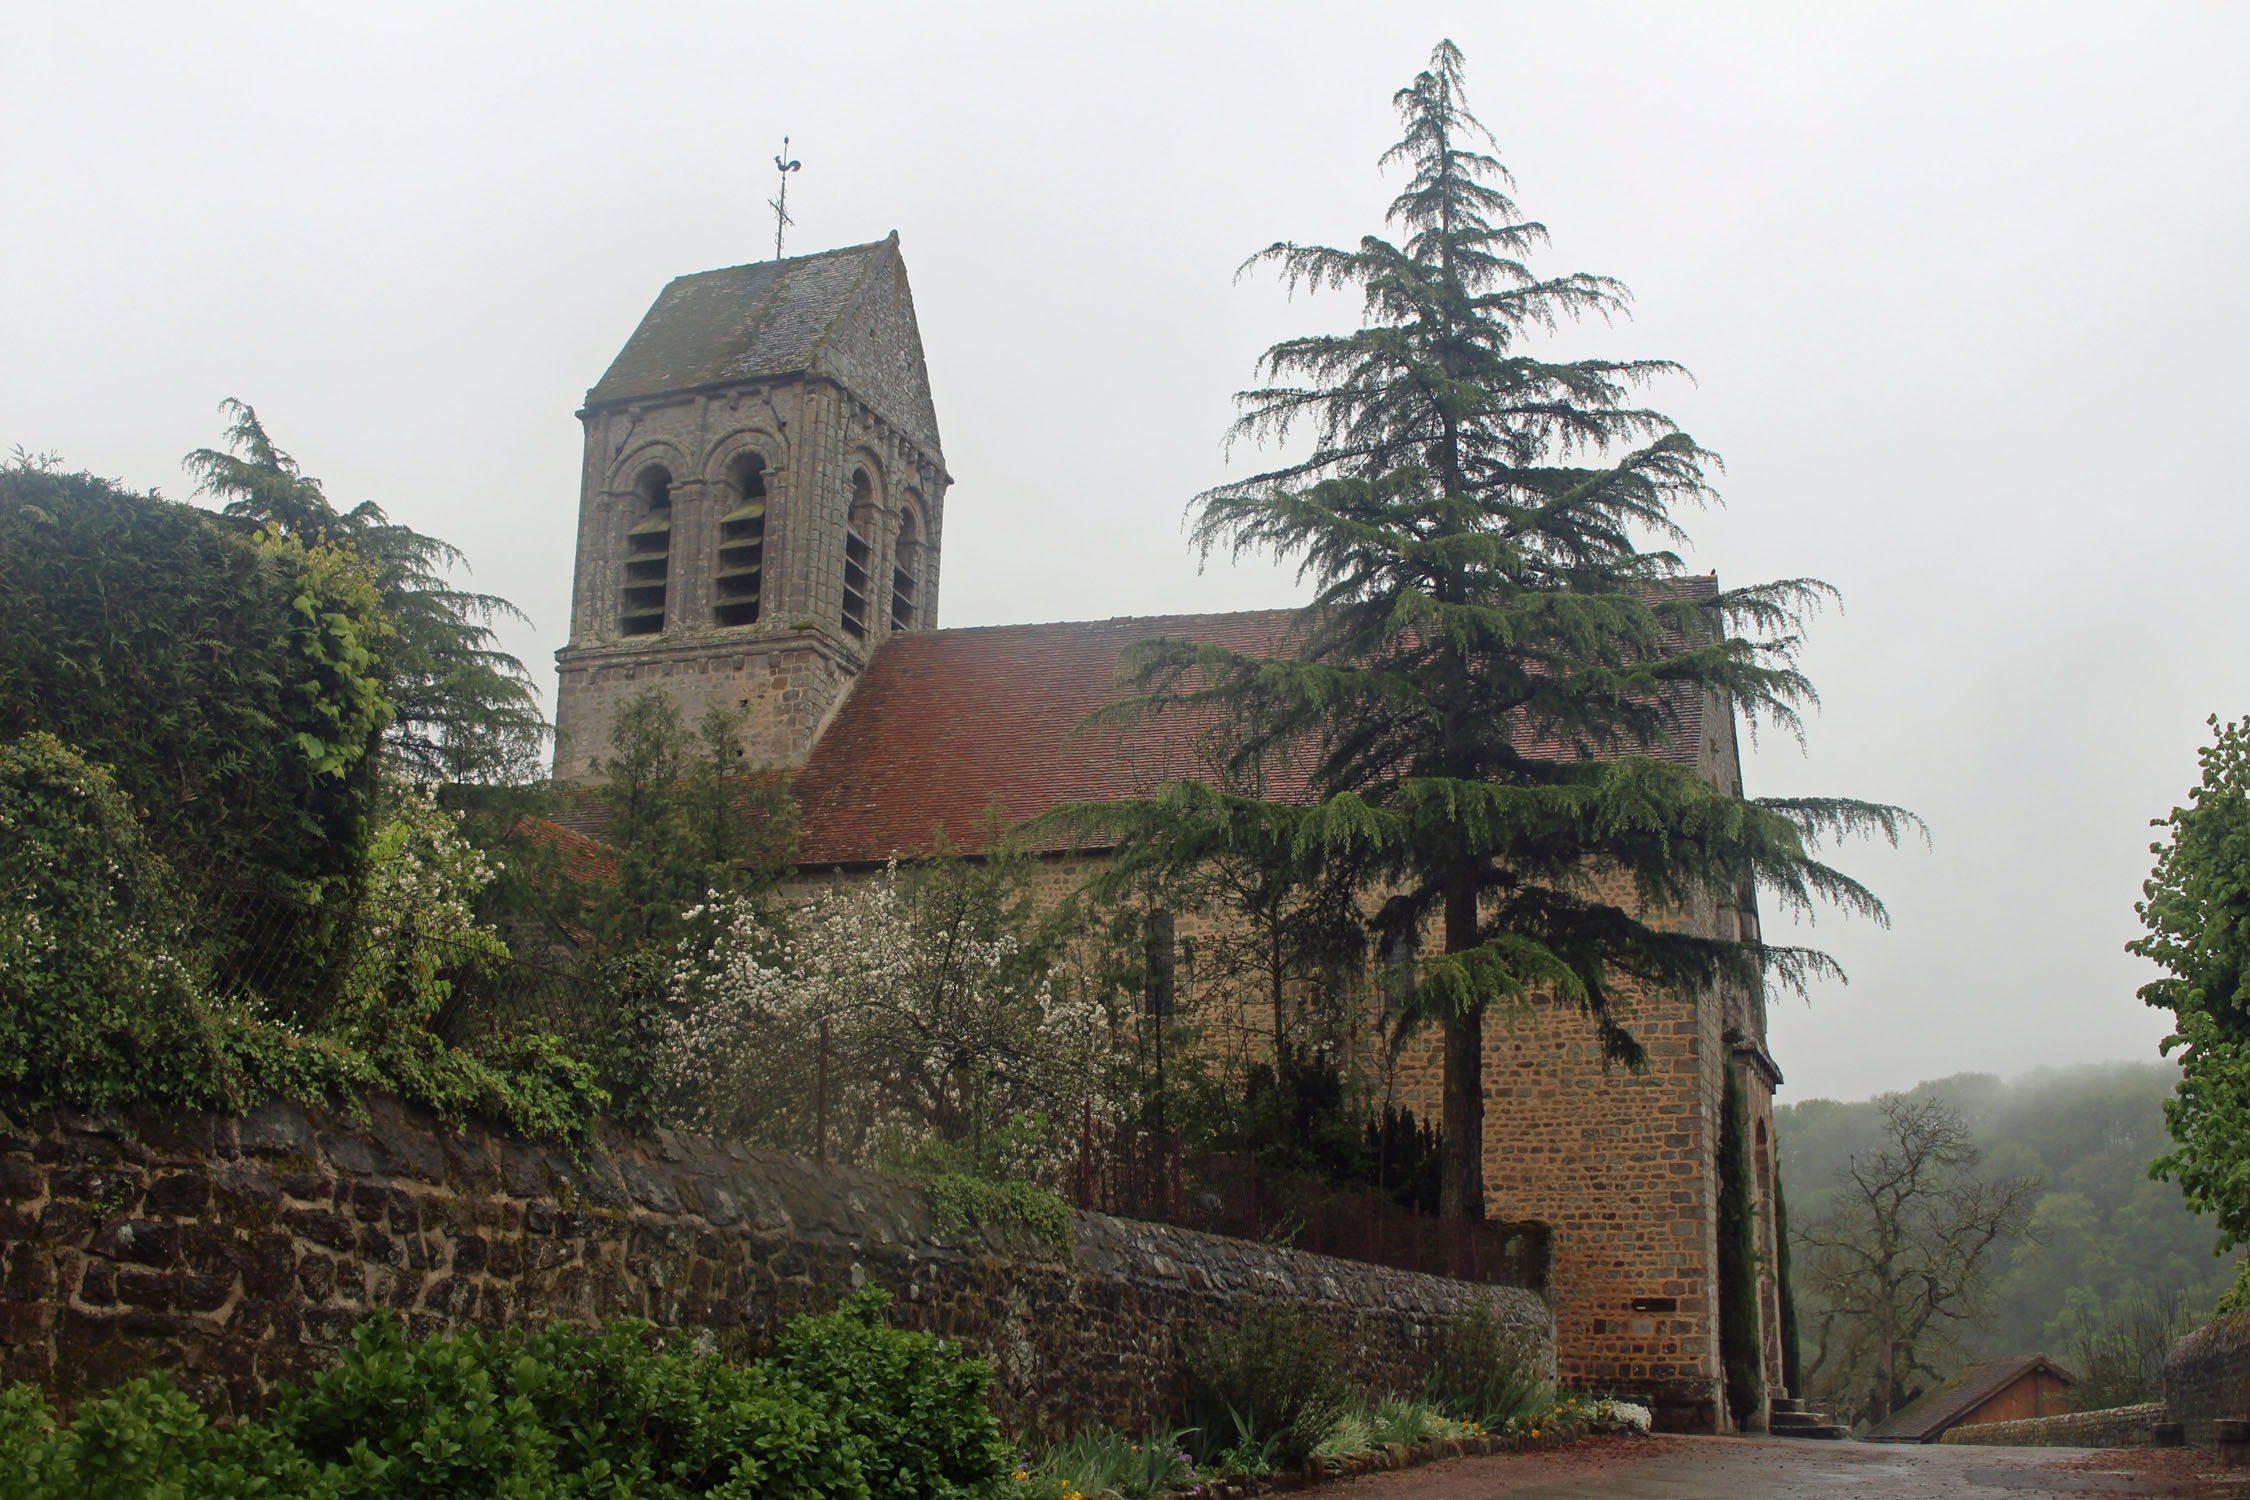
[657,862,1122,1162]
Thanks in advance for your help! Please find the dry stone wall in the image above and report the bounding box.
[1940,1403,2168,1448]
[0,1094,1550,1435]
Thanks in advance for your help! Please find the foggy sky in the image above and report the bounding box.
[8,2,2246,1102]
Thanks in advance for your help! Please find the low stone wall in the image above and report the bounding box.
[0,1095,1551,1435]
[1940,1402,2168,1448]
[2165,1311,2250,1447]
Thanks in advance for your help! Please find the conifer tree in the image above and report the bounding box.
[187,399,550,784]
[1078,41,1915,1219]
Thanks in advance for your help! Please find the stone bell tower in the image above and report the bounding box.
[552,233,949,780]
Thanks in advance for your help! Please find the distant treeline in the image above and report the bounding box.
[1777,1062,2229,1368]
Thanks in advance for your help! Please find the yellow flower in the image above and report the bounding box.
[1531,1429,1541,1439]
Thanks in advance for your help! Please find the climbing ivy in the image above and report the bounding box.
[1717,1065,1765,1428]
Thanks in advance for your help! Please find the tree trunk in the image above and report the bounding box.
[1440,1011,1486,1221]
[1440,881,1485,1221]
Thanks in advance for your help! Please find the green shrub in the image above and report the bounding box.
[1310,1395,1474,1458]
[0,1304,1011,1500]
[1424,1301,1546,1428]
[1017,1428,1197,1499]
[0,461,382,897]
[0,735,226,1113]
[1181,1303,1349,1470]
[777,1288,1013,1500]
[0,733,609,1141]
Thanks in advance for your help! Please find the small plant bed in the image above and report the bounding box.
[1007,1396,1652,1500]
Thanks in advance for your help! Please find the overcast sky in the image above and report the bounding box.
[8,2,2246,1102]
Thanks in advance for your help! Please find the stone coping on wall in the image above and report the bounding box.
[2165,1310,2250,1448]
[0,1094,1552,1437]
[1940,1403,2168,1448]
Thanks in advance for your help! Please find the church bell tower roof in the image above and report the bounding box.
[586,234,930,438]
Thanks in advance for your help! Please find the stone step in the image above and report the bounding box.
[1770,1397,1806,1414]
[1770,1410,1847,1438]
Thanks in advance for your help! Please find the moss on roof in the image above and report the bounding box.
[586,237,894,408]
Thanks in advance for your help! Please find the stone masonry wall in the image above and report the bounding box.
[0,1095,1551,1436]
[1940,1403,2168,1448]
[2164,1312,2250,1447]
[555,353,948,781]
[1389,970,1724,1434]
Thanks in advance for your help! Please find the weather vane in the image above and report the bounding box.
[770,137,801,259]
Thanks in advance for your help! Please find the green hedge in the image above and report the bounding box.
[0,462,382,896]
[0,1291,1008,1500]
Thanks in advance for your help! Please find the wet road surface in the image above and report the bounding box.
[1331,1435,2248,1499]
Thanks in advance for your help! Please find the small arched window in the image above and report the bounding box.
[839,467,875,641]
[619,466,672,636]
[713,452,767,628]
[889,506,920,632]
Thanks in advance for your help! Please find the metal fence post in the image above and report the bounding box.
[1078,1100,1093,1210]
[815,1018,830,1164]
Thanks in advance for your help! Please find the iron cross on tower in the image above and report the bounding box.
[770,137,801,259]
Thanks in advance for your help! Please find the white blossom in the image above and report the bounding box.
[656,866,1123,1159]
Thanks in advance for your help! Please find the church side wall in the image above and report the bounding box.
[1389,962,1726,1432]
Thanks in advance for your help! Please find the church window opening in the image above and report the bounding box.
[620,466,672,636]
[840,467,874,641]
[713,452,767,628]
[889,505,920,632]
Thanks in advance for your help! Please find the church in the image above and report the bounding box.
[550,235,1790,1434]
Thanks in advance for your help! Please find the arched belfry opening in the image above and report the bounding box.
[890,499,921,632]
[713,452,767,628]
[619,465,673,636]
[840,466,876,641]
[555,234,948,780]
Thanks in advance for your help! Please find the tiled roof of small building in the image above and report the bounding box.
[586,237,895,408]
[512,815,619,885]
[790,594,1715,866]
[1863,1355,2077,1443]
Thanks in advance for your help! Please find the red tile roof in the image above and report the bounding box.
[790,594,1716,866]
[792,609,1302,865]
[512,815,620,884]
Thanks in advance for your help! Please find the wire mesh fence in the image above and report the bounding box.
[1067,1104,1551,1291]
[189,877,609,1051]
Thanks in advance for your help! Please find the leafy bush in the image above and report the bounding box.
[0,459,383,897]
[915,1172,1073,1251]
[0,735,225,1112]
[0,733,607,1140]
[1424,1301,1546,1429]
[776,1288,1014,1500]
[1181,1303,1349,1469]
[895,1123,1074,1251]
[0,1301,1010,1499]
